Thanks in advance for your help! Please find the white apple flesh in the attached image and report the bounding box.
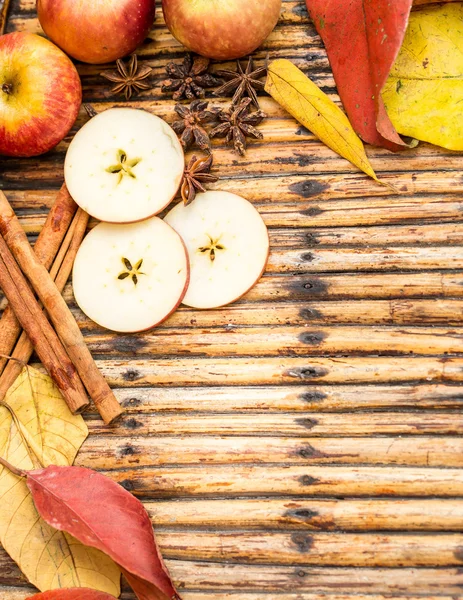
[165,191,269,309]
[65,108,184,223]
[72,217,189,333]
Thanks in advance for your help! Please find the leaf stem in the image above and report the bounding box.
[0,455,25,477]
[0,352,26,366]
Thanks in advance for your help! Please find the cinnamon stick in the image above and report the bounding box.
[0,191,123,425]
[0,185,77,377]
[0,209,90,403]
[0,234,88,414]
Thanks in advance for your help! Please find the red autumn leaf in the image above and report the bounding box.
[25,465,182,600]
[305,0,413,150]
[28,590,116,600]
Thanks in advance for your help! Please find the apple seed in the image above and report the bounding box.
[106,149,142,185]
[118,257,146,285]
[198,235,226,262]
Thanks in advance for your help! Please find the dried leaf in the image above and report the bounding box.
[382,3,463,150]
[24,464,182,600]
[265,59,379,181]
[28,590,116,600]
[305,0,413,150]
[0,367,121,595]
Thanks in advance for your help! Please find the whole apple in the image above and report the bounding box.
[37,0,156,64]
[0,32,82,158]
[162,0,282,60]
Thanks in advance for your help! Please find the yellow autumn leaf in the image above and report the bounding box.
[382,3,463,150]
[0,366,121,596]
[265,59,379,181]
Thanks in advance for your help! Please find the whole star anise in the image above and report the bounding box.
[215,57,267,108]
[162,54,222,101]
[180,154,219,206]
[172,99,219,152]
[210,98,266,156]
[100,54,152,101]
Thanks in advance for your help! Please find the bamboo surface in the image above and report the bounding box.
[1,0,463,598]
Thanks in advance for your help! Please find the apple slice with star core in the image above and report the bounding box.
[165,191,269,309]
[72,217,189,332]
[65,108,184,223]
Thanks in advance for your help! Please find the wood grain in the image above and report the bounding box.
[1,0,463,597]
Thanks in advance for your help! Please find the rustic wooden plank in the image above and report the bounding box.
[246,272,463,301]
[2,559,463,594]
[155,531,463,567]
[6,150,463,200]
[86,413,463,437]
[18,218,463,247]
[267,247,463,274]
[83,326,463,357]
[270,223,463,246]
[92,356,463,387]
[112,383,463,412]
[8,132,463,180]
[100,465,463,498]
[145,498,463,531]
[3,244,463,276]
[80,299,463,327]
[6,296,463,328]
[78,435,463,467]
[7,270,463,307]
[6,115,463,172]
[8,190,463,229]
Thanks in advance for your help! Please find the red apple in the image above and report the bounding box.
[0,32,82,157]
[37,0,156,64]
[162,0,282,60]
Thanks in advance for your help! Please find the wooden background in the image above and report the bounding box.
[1,0,463,598]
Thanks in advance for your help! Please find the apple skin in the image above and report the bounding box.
[37,0,156,64]
[162,0,282,60]
[0,32,82,158]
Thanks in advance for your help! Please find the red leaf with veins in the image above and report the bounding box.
[25,465,181,600]
[28,591,116,599]
[305,0,413,150]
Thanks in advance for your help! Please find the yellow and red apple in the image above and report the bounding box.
[162,0,282,60]
[37,0,156,64]
[0,32,81,157]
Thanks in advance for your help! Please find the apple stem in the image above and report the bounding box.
[1,83,12,95]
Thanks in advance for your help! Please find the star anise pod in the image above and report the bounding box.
[172,99,219,152]
[100,54,152,101]
[210,98,266,156]
[162,54,222,101]
[214,57,267,108]
[180,154,219,206]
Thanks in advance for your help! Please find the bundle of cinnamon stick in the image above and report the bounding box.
[0,186,123,424]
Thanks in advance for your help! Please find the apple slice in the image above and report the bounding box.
[65,108,184,223]
[165,191,269,309]
[72,217,189,332]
